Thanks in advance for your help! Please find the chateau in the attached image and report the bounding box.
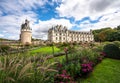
[48,25,94,43]
[19,20,94,45]
[20,19,32,45]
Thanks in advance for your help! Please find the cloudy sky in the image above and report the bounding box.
[0,0,120,40]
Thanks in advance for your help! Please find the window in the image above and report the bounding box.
[59,37,61,40]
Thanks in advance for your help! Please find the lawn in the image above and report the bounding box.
[47,55,65,63]
[30,46,61,55]
[78,58,120,83]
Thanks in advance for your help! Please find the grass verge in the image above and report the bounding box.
[78,58,120,83]
[30,46,61,55]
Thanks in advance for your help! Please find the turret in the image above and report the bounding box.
[20,19,32,45]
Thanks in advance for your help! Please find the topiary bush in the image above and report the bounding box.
[113,41,120,48]
[103,44,120,59]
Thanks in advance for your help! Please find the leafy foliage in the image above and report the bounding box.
[54,70,75,83]
[0,55,58,83]
[103,44,120,59]
[81,62,93,75]
[92,25,120,42]
[0,43,112,83]
[113,41,120,47]
[79,58,120,83]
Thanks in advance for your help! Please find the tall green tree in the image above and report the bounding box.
[98,28,114,42]
[116,25,120,30]
[92,27,111,42]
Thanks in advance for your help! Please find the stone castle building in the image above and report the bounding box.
[48,25,94,43]
[20,19,32,45]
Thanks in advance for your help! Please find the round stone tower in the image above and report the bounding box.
[20,19,32,45]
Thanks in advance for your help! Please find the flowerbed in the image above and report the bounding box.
[81,62,93,75]
[54,48,106,83]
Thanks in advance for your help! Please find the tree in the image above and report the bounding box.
[98,31,106,42]
[92,27,111,42]
[116,25,120,30]
[92,26,120,42]
[98,28,113,42]
[113,32,120,41]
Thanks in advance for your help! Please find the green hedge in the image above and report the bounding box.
[103,44,120,59]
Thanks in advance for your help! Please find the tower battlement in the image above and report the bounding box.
[20,19,32,45]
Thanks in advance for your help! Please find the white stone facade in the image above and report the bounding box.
[48,25,94,43]
[20,19,32,45]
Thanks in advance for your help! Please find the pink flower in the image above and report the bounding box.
[64,47,68,52]
[100,52,106,56]
[60,82,64,83]
[98,57,102,61]
[60,74,65,77]
[82,69,87,72]
[81,62,93,73]
[89,62,93,65]
[62,70,67,74]
[58,63,62,68]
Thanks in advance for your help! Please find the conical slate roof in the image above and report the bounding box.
[21,19,31,30]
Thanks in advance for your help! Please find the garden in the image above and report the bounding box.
[0,41,120,83]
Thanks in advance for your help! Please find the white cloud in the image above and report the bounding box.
[56,0,120,20]
[78,12,120,31]
[0,0,64,40]
[0,11,38,40]
[7,35,19,40]
[93,12,120,28]
[32,18,73,40]
[0,0,44,40]
[1,0,120,40]
[0,34,4,37]
[0,10,3,16]
[56,0,120,31]
[0,0,48,14]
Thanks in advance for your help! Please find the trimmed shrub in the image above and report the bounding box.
[92,45,104,52]
[103,44,120,59]
[113,41,120,47]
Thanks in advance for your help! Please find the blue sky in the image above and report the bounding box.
[0,0,120,40]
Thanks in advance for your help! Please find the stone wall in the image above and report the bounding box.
[20,31,32,45]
